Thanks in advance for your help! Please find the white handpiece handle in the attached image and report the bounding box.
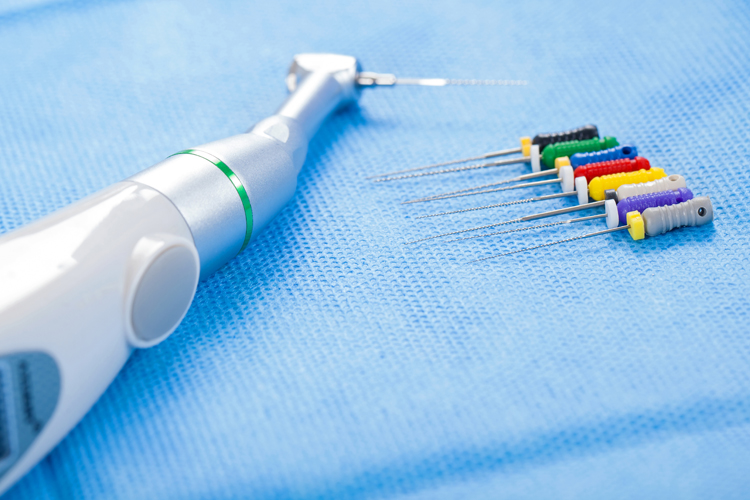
[0,182,200,490]
[0,53,362,493]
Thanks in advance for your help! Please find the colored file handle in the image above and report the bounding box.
[588,168,666,201]
[532,124,599,152]
[616,188,693,225]
[541,137,619,169]
[570,144,638,167]
[574,157,650,183]
[617,174,687,201]
[626,197,714,240]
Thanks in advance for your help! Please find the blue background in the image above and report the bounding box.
[1,0,749,498]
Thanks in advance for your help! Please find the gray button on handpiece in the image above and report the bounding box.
[131,245,199,345]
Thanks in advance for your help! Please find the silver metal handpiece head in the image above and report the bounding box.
[286,54,362,97]
[279,54,363,139]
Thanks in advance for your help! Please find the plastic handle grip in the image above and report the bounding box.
[541,137,619,169]
[588,168,666,201]
[570,144,638,167]
[531,124,599,152]
[0,182,200,492]
[616,188,693,225]
[616,174,687,201]
[642,196,714,236]
[573,157,650,183]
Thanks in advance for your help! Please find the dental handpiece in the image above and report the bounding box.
[0,53,365,492]
[0,53,524,493]
[0,54,506,494]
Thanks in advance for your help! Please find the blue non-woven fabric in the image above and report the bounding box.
[1,0,749,498]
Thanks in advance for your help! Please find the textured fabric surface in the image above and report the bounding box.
[1,0,749,498]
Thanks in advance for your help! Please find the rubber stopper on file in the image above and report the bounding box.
[554,156,571,169]
[530,145,541,172]
[522,141,532,157]
[559,165,575,192]
[627,211,645,240]
[605,199,619,228]
[575,176,588,205]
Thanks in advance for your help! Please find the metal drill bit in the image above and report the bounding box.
[372,124,598,181]
[468,225,630,263]
[405,201,605,245]
[403,175,562,202]
[403,219,525,245]
[373,155,532,183]
[356,72,528,87]
[403,169,559,204]
[359,72,528,179]
[415,191,577,219]
[407,177,564,204]
[366,147,523,180]
[402,180,511,204]
[448,214,607,243]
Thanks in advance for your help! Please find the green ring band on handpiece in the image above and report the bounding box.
[170,149,253,252]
